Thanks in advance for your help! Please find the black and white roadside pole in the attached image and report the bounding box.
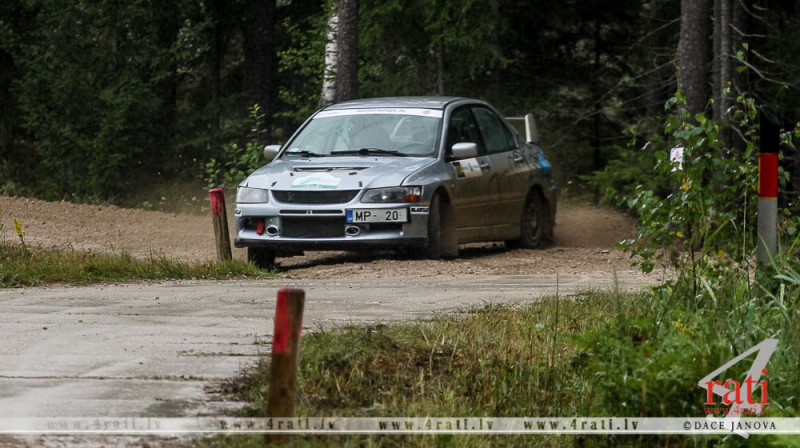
[757,107,780,268]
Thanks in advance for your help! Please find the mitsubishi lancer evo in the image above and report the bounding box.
[234,97,557,269]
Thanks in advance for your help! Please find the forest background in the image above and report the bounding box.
[0,0,798,205]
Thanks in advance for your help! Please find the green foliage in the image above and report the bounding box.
[8,0,183,199]
[574,93,800,445]
[621,92,761,275]
[576,254,800,444]
[2,0,799,204]
[359,0,509,97]
[583,114,676,203]
[274,5,327,126]
[584,147,668,206]
[577,312,714,418]
[204,104,270,189]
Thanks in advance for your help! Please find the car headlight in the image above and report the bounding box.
[236,187,269,203]
[361,186,422,203]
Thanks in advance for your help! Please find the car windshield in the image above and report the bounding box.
[282,108,441,158]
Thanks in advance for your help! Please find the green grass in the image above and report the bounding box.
[202,291,687,448]
[202,274,800,447]
[0,243,273,287]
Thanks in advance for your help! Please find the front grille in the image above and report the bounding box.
[281,217,345,238]
[272,190,359,204]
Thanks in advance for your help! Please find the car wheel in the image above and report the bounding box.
[507,190,551,249]
[247,247,276,270]
[425,193,458,259]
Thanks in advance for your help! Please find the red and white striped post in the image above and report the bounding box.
[265,288,305,443]
[208,188,232,261]
[757,107,780,267]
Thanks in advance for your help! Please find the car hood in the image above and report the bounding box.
[244,156,437,191]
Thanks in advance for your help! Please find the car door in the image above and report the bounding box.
[443,106,498,232]
[471,106,529,230]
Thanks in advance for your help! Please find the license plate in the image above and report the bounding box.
[346,208,408,223]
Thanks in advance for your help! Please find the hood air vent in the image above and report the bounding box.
[293,167,367,172]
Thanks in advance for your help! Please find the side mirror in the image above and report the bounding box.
[264,145,281,162]
[451,142,479,160]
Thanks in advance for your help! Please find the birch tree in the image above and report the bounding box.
[319,6,339,107]
[318,0,357,105]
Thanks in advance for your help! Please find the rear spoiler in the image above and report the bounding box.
[505,113,539,144]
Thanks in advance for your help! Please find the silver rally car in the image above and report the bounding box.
[234,97,557,268]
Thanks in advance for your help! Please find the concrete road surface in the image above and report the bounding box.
[0,273,653,425]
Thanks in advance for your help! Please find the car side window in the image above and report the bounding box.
[445,107,484,155]
[472,107,516,154]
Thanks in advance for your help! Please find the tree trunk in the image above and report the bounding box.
[592,0,602,173]
[210,16,221,137]
[334,0,358,102]
[730,0,752,151]
[713,0,739,147]
[644,0,671,117]
[243,0,276,129]
[319,7,339,108]
[154,2,180,169]
[206,0,228,139]
[677,0,712,114]
[718,0,732,118]
[712,0,722,119]
[436,38,445,96]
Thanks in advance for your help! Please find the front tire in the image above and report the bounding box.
[247,247,276,270]
[424,193,458,259]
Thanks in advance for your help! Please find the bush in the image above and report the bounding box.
[575,92,800,446]
[204,104,270,190]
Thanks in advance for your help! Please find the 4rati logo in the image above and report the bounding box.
[698,338,778,438]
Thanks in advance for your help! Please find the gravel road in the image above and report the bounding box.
[0,195,660,446]
[0,195,642,278]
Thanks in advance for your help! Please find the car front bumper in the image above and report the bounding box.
[233,202,430,252]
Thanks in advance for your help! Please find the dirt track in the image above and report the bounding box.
[0,195,657,447]
[0,195,642,279]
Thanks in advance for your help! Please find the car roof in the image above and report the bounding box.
[324,96,475,111]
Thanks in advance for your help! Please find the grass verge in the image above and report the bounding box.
[204,278,800,448]
[0,243,272,287]
[203,291,677,448]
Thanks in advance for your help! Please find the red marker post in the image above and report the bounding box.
[266,288,305,443]
[208,188,232,261]
[757,107,780,268]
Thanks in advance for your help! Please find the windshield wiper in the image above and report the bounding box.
[331,147,406,156]
[283,150,326,157]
